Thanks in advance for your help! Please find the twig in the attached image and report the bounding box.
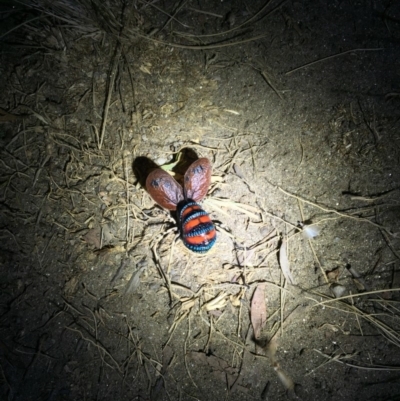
[0,361,12,399]
[23,334,47,379]
[158,0,190,32]
[313,349,400,371]
[187,7,223,18]
[139,0,191,28]
[124,29,270,50]
[286,48,384,75]
[184,316,198,388]
[297,199,328,283]
[308,291,400,347]
[174,0,284,39]
[32,155,51,189]
[99,41,122,149]
[310,287,400,306]
[0,15,47,40]
[278,186,396,236]
[261,70,284,100]
[65,326,122,372]
[0,228,22,250]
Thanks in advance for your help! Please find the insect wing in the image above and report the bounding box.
[183,158,212,202]
[146,169,184,210]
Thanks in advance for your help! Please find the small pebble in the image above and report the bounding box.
[156,157,167,165]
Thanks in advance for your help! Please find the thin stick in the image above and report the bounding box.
[65,326,122,372]
[262,209,298,230]
[32,154,50,188]
[278,186,396,236]
[0,362,12,398]
[152,238,173,305]
[124,154,130,243]
[308,240,328,283]
[310,287,400,306]
[0,15,47,40]
[313,349,400,371]
[158,0,190,33]
[99,41,122,149]
[286,48,384,75]
[297,200,328,283]
[280,276,285,336]
[124,29,270,50]
[174,0,282,39]
[139,0,191,28]
[187,7,223,18]
[261,70,284,100]
[184,316,198,388]
[23,334,46,379]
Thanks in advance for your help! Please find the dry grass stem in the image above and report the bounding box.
[286,48,384,75]
[313,349,400,372]
[279,187,397,236]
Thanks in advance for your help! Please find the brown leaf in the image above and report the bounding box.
[326,267,341,282]
[64,276,79,296]
[251,283,267,339]
[83,227,101,248]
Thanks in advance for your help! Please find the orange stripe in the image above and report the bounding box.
[181,204,201,219]
[183,215,212,232]
[185,229,216,245]
[206,228,216,240]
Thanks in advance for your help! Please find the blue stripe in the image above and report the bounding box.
[177,200,216,253]
[185,222,215,237]
[184,234,217,253]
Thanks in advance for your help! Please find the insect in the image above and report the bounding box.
[146,158,216,253]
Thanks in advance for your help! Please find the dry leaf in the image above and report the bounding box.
[279,239,295,284]
[139,64,152,74]
[83,227,101,248]
[233,163,245,179]
[346,264,369,290]
[152,345,174,399]
[99,191,112,206]
[125,264,147,294]
[224,109,240,115]
[251,283,267,339]
[274,363,295,392]
[64,276,79,296]
[327,267,340,282]
[202,292,228,311]
[178,297,197,313]
[230,288,246,307]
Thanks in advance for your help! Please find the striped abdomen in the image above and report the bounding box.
[178,200,216,253]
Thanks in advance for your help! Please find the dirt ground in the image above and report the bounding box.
[1,0,400,400]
